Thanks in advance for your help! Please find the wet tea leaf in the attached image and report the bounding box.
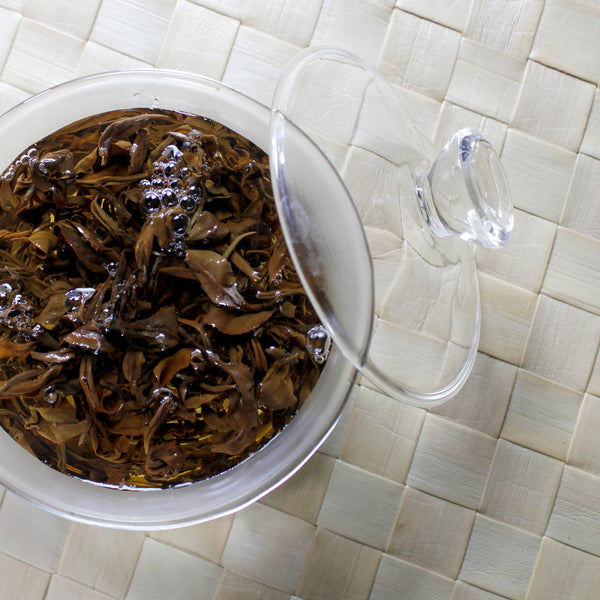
[186,249,245,308]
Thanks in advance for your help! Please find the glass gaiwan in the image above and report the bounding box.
[0,47,511,529]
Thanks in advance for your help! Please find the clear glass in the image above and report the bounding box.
[271,47,512,407]
[0,70,358,529]
[270,110,374,372]
[416,128,513,249]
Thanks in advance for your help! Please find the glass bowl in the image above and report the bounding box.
[0,70,359,529]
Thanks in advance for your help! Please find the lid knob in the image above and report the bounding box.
[416,129,513,249]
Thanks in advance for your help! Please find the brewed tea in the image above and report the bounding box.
[0,108,328,488]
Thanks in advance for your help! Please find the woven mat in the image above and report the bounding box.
[1,1,600,599]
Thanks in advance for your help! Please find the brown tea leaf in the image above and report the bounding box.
[105,411,145,435]
[145,441,182,480]
[186,211,229,242]
[0,365,61,396]
[135,219,155,271]
[63,327,114,355]
[268,236,287,283]
[153,347,194,387]
[201,305,274,335]
[122,350,145,385]
[74,148,98,174]
[26,229,58,258]
[28,418,86,445]
[0,338,35,360]
[0,180,20,212]
[98,114,170,166]
[30,349,75,364]
[57,222,106,273]
[36,292,68,328]
[121,306,181,350]
[129,127,149,174]
[186,249,245,308]
[259,363,297,411]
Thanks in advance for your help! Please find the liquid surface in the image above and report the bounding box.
[0,108,327,488]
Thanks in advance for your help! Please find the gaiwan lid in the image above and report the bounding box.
[269,47,513,407]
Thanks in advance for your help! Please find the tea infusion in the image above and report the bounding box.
[0,109,329,488]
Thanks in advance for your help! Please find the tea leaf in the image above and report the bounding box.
[0,339,35,360]
[0,365,62,396]
[153,347,194,387]
[201,305,274,335]
[259,362,297,411]
[98,114,170,166]
[186,249,245,308]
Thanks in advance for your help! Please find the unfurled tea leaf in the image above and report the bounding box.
[0,365,62,396]
[63,327,114,355]
[129,128,150,174]
[268,236,288,283]
[122,306,181,348]
[186,249,245,308]
[30,349,75,364]
[26,229,58,258]
[98,114,170,166]
[0,338,35,360]
[259,362,297,411]
[57,222,107,273]
[187,211,229,242]
[74,148,98,175]
[36,292,68,328]
[153,347,194,387]
[135,219,156,270]
[201,305,275,335]
[28,418,86,445]
[122,350,145,385]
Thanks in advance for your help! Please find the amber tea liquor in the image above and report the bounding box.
[0,107,330,489]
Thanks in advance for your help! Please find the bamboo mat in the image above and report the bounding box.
[1,1,600,598]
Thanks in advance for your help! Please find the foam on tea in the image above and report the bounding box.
[0,108,329,489]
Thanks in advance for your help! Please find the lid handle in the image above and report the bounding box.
[416,129,513,249]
